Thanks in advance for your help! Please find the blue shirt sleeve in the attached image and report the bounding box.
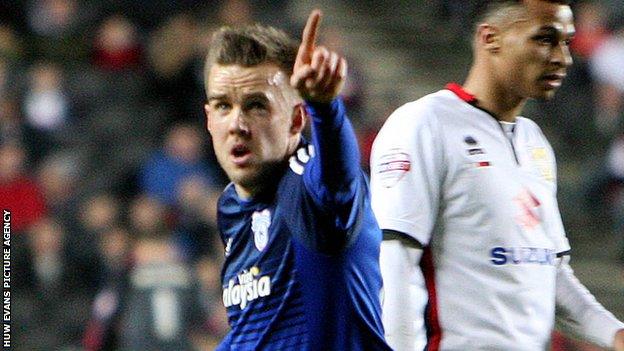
[303,97,364,233]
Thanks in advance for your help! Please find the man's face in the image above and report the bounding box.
[205,63,302,196]
[494,2,575,100]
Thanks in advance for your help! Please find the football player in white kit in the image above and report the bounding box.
[370,0,624,350]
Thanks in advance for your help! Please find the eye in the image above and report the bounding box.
[212,102,231,111]
[535,35,556,46]
[245,100,269,113]
[563,38,572,46]
[249,101,266,110]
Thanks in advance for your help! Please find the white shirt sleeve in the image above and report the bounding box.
[555,256,624,348]
[379,240,427,351]
[370,103,445,246]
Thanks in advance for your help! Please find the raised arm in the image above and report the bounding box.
[290,11,360,210]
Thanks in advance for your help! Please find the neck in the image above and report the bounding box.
[234,184,253,200]
[463,64,526,122]
[235,164,285,201]
[234,135,302,201]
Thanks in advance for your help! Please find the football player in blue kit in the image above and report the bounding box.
[203,10,391,351]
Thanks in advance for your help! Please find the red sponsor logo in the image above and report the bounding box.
[379,160,411,173]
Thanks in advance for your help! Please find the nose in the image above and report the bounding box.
[552,42,573,68]
[228,108,250,136]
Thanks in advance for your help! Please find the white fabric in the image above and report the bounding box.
[555,256,624,348]
[379,240,426,351]
[372,89,575,350]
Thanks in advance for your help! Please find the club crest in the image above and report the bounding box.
[251,209,271,251]
[530,147,554,182]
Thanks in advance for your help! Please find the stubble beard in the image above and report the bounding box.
[229,159,288,197]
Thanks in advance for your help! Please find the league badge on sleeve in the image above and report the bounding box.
[252,209,271,251]
[376,148,411,188]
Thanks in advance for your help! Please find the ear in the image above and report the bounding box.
[204,103,212,134]
[290,103,306,135]
[477,24,501,54]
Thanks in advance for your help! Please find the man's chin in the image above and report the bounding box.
[228,170,255,185]
[531,88,558,101]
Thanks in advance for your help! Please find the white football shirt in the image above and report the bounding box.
[371,84,571,350]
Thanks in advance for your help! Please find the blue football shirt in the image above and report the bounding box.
[216,98,390,351]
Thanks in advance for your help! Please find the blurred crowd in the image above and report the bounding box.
[0,0,622,350]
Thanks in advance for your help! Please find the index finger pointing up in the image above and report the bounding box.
[296,10,322,65]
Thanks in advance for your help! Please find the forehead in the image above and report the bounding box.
[207,63,289,96]
[520,2,575,34]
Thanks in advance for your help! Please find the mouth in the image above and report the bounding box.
[230,144,252,166]
[540,73,566,89]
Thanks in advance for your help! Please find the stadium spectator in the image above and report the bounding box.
[0,95,26,150]
[84,195,211,351]
[22,62,72,160]
[69,194,120,292]
[146,13,206,123]
[92,15,142,71]
[23,62,70,132]
[0,24,23,65]
[27,0,78,38]
[98,225,131,278]
[25,0,90,62]
[590,19,624,136]
[140,123,221,207]
[174,174,222,262]
[194,255,230,348]
[569,1,609,59]
[128,193,170,237]
[13,217,91,350]
[320,24,366,118]
[35,151,81,227]
[0,142,47,233]
[217,0,254,26]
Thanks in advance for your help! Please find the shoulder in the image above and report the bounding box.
[516,116,540,129]
[374,90,459,152]
[379,90,460,134]
[516,117,550,141]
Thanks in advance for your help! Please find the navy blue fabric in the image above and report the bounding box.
[216,98,390,350]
